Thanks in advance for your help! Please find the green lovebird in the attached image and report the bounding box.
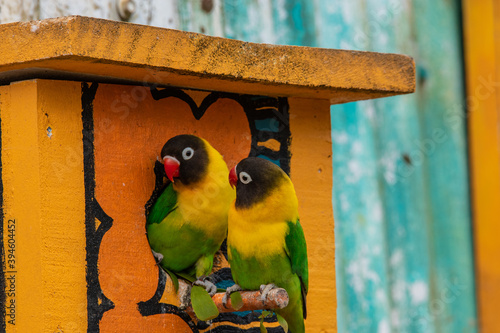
[225,157,308,333]
[146,134,235,294]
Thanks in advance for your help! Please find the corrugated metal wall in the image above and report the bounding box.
[0,1,477,332]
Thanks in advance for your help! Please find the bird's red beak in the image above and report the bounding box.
[229,165,237,189]
[163,156,180,182]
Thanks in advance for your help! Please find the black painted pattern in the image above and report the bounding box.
[82,83,115,332]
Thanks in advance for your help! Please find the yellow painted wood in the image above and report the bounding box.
[0,16,415,104]
[1,80,87,332]
[463,0,500,332]
[289,97,336,332]
[1,80,42,332]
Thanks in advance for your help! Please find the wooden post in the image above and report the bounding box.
[463,1,500,332]
[0,16,415,332]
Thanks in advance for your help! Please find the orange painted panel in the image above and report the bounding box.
[92,84,251,331]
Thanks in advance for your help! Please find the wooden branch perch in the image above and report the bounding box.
[214,288,289,313]
[185,288,289,317]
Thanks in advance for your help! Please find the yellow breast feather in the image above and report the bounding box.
[228,179,299,259]
[174,140,235,239]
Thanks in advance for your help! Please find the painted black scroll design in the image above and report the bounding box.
[137,265,199,332]
[150,87,291,174]
[141,87,290,332]
[82,82,115,332]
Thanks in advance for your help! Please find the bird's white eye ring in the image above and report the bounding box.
[239,171,252,184]
[182,147,194,160]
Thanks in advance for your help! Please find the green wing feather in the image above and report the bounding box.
[285,219,308,318]
[146,183,177,226]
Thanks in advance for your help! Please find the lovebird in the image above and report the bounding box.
[146,134,235,294]
[225,157,308,333]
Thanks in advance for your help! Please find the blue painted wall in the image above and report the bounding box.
[324,1,476,332]
[176,1,477,332]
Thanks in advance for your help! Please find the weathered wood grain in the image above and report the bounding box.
[0,16,414,103]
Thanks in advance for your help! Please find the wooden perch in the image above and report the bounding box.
[214,288,289,313]
[185,288,289,317]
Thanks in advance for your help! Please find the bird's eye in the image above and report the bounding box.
[239,172,252,184]
[182,147,194,160]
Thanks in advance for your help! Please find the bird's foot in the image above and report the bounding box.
[222,284,243,309]
[193,276,217,297]
[259,283,278,302]
[151,250,164,265]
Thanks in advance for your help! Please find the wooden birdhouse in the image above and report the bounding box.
[0,16,414,332]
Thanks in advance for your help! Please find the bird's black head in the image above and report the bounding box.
[161,134,209,186]
[229,157,287,209]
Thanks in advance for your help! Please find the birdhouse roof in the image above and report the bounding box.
[0,16,415,104]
